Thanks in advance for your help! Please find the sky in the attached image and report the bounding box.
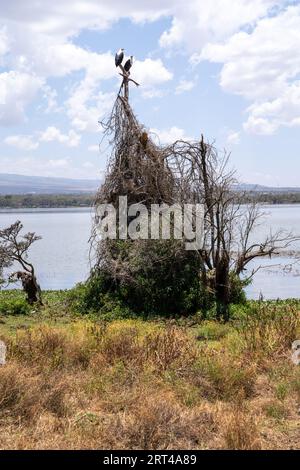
[0,0,300,186]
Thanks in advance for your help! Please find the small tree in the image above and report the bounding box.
[0,221,42,304]
[0,246,12,288]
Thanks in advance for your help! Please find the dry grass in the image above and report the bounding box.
[237,302,299,358]
[0,311,299,450]
[221,406,262,450]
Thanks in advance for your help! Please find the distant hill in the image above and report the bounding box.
[0,173,100,195]
[0,173,299,196]
[235,183,300,193]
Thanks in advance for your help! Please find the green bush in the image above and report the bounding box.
[70,240,212,318]
[68,274,134,320]
[70,241,250,320]
[0,298,31,316]
[228,273,249,305]
[126,240,212,316]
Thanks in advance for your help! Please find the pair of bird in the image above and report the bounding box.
[115,48,133,72]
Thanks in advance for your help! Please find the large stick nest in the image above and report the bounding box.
[95,96,175,208]
[91,95,215,279]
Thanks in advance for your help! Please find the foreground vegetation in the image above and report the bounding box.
[0,290,299,450]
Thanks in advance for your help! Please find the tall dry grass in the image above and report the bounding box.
[238,302,299,357]
[0,312,298,450]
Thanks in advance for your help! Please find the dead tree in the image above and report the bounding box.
[12,271,42,305]
[166,136,299,320]
[0,221,43,305]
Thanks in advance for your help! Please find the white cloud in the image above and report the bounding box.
[243,81,300,134]
[83,161,95,169]
[88,145,100,152]
[133,58,173,98]
[0,1,174,128]
[4,134,39,151]
[0,1,173,38]
[32,44,115,79]
[141,89,165,99]
[4,126,81,151]
[47,159,70,169]
[150,126,191,144]
[0,0,295,138]
[42,86,60,113]
[0,27,9,59]
[0,155,103,179]
[175,79,196,94]
[226,131,240,145]
[200,4,300,134]
[40,126,81,147]
[5,0,271,56]
[160,0,277,53]
[7,0,270,133]
[0,71,43,125]
[64,55,173,130]
[243,116,278,135]
[67,87,114,132]
[134,58,173,87]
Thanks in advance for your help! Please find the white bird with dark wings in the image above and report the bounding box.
[115,48,124,67]
[124,56,133,72]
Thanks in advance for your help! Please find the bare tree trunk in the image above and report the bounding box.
[15,271,43,305]
[215,255,230,321]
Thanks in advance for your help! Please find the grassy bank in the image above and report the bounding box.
[0,290,299,450]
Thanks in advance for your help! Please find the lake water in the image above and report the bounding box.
[1,205,300,299]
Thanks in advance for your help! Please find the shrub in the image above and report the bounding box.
[264,401,287,420]
[0,363,39,422]
[144,325,197,372]
[72,240,211,318]
[197,359,255,401]
[0,363,69,423]
[101,326,142,365]
[195,321,230,341]
[228,272,248,305]
[236,301,300,356]
[115,393,215,450]
[222,408,261,450]
[0,298,30,316]
[68,275,134,320]
[9,324,95,370]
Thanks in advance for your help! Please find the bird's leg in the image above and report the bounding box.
[124,76,129,100]
[119,64,126,75]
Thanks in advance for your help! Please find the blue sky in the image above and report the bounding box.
[0,0,300,186]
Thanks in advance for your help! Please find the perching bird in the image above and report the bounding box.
[115,48,124,67]
[124,56,133,73]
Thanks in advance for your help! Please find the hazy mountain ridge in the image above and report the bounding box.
[0,173,100,194]
[236,183,300,193]
[0,173,299,195]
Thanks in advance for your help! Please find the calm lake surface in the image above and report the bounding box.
[1,205,300,299]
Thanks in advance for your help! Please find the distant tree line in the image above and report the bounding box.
[242,191,300,205]
[1,191,300,209]
[0,193,94,209]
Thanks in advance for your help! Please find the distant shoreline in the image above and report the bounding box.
[1,192,300,209]
[0,193,95,209]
